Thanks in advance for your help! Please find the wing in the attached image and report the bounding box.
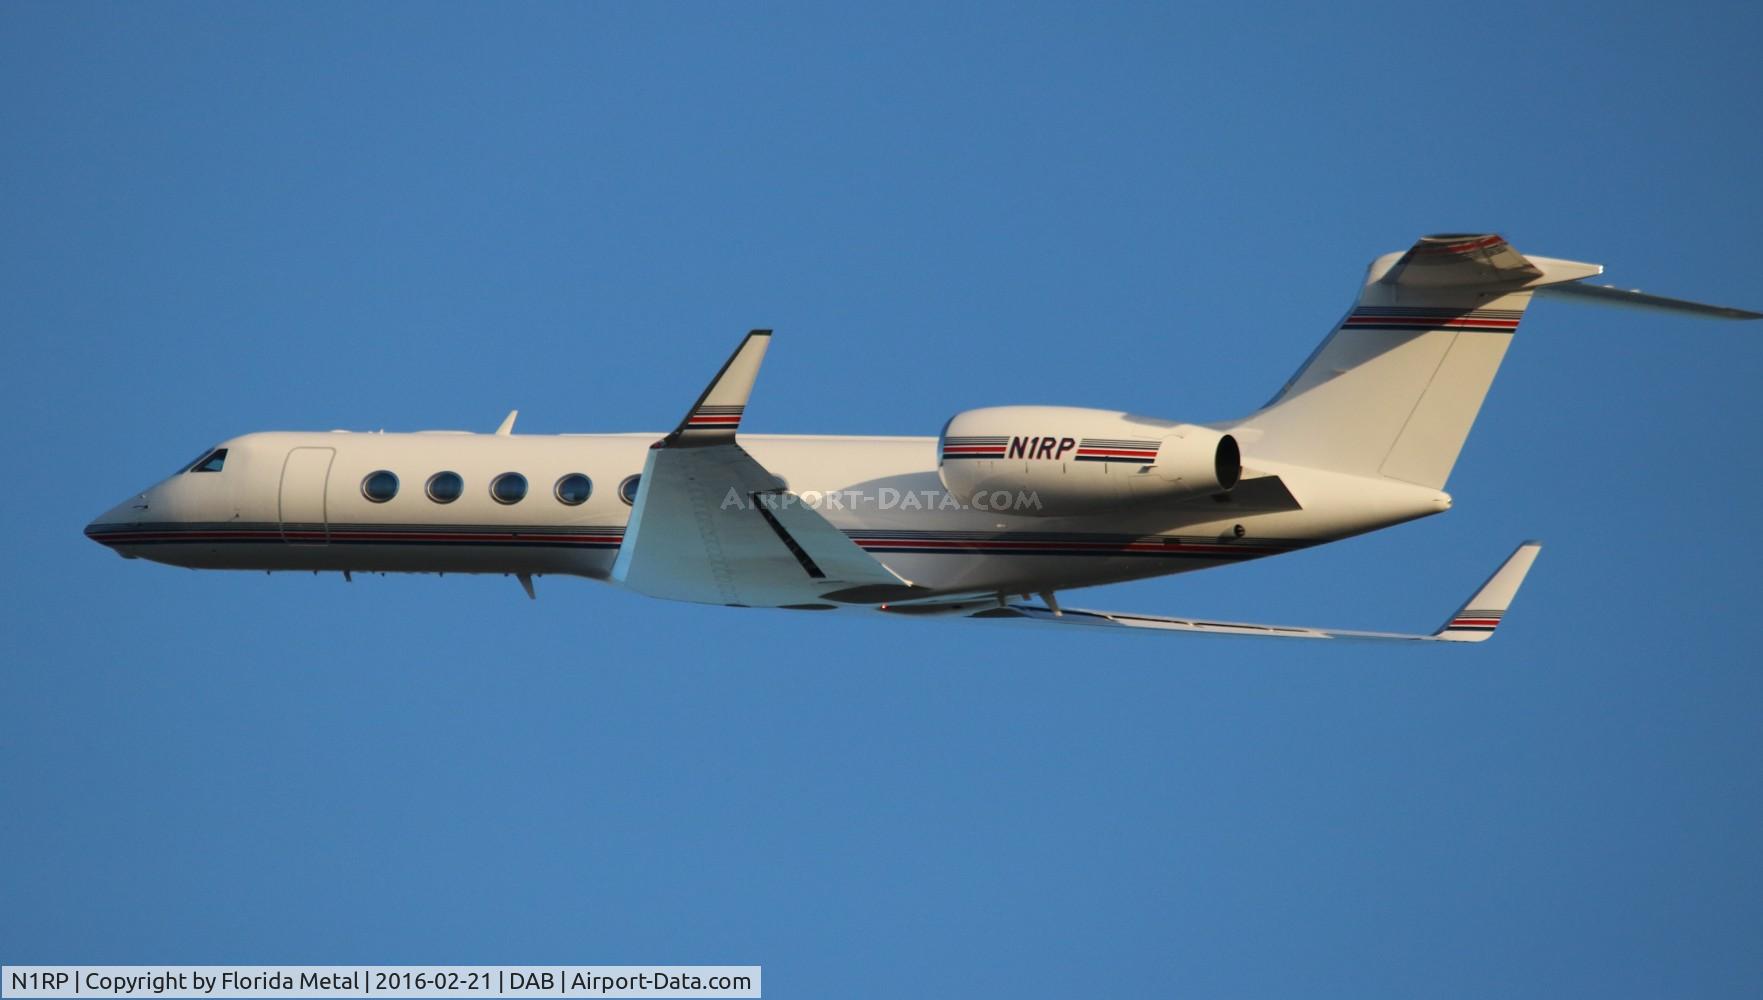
[611,331,923,608]
[952,541,1542,643]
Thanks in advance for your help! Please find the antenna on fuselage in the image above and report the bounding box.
[495,410,518,436]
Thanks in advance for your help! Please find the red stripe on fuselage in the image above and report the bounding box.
[1075,448,1158,458]
[851,538,1284,556]
[94,529,623,545]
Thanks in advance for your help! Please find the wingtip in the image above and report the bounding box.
[665,331,772,445]
[1433,541,1543,641]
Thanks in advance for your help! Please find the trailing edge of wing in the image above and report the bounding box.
[963,541,1542,644]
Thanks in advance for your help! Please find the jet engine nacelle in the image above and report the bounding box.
[937,406,1240,516]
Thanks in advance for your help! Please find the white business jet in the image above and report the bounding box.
[86,235,1757,642]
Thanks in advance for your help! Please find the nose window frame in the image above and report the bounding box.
[188,448,228,473]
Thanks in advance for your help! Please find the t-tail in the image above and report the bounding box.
[1236,233,1759,489]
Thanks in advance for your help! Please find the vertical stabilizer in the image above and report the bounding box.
[1238,234,1599,490]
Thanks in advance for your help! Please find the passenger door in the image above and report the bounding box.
[279,447,334,544]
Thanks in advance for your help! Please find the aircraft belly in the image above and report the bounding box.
[870,550,1264,595]
[118,542,616,577]
[88,520,622,578]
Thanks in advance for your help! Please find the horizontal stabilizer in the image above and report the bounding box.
[1377,234,1604,291]
[1380,233,1545,288]
[1535,281,1762,320]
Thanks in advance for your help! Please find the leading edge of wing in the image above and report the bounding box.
[962,541,1542,644]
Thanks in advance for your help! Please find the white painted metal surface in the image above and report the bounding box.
[86,235,1758,642]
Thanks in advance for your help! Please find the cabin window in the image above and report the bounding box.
[189,448,228,473]
[491,472,528,505]
[619,474,641,506]
[361,470,399,503]
[426,471,464,504]
[554,473,592,506]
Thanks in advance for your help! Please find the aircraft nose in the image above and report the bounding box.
[84,493,152,549]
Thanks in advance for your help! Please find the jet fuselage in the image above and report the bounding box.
[85,429,1449,600]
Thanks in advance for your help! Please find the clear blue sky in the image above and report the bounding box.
[4,3,1760,996]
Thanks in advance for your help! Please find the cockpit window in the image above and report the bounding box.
[189,448,228,473]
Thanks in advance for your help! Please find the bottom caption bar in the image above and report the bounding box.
[2,968,760,999]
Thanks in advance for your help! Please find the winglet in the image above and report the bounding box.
[495,410,518,436]
[663,330,772,447]
[1433,541,1543,642]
